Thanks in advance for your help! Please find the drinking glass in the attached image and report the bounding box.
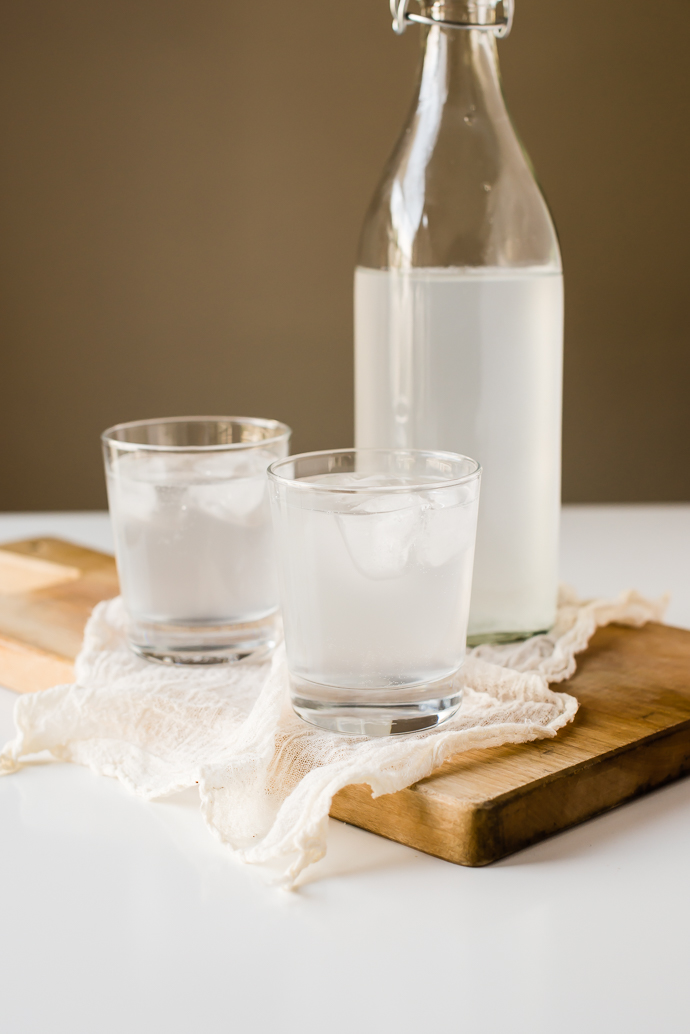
[268,448,481,736]
[103,416,291,664]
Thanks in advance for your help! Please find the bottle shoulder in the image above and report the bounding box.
[358,34,560,271]
[358,130,561,270]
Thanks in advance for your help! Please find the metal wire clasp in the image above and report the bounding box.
[390,0,514,37]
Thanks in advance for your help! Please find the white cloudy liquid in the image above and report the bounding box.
[355,267,563,639]
[107,450,278,626]
[272,473,479,691]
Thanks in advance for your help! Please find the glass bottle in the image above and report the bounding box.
[354,0,563,643]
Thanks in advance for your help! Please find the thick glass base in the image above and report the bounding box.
[290,670,463,737]
[467,628,549,647]
[128,612,279,665]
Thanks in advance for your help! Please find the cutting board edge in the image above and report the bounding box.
[330,717,690,866]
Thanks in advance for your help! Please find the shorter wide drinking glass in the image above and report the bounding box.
[103,416,291,664]
[268,448,481,736]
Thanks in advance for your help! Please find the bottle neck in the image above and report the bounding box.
[384,5,510,265]
[414,1,507,121]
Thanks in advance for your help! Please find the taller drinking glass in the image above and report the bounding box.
[269,448,480,736]
[355,0,563,643]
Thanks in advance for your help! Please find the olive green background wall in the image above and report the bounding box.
[1,0,688,509]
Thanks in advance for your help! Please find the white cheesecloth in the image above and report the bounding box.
[0,586,665,886]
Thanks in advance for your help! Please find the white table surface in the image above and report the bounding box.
[1,506,689,1034]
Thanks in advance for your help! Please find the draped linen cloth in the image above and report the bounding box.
[0,586,665,885]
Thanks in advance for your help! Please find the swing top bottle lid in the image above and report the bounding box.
[391,0,514,37]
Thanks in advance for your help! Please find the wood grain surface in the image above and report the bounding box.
[2,537,689,866]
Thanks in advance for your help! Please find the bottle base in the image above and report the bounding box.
[289,670,463,737]
[467,628,550,647]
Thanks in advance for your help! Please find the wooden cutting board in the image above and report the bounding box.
[2,536,690,866]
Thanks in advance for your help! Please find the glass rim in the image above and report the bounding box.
[101,415,292,453]
[267,447,481,493]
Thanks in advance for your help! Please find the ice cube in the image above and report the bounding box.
[109,454,160,522]
[113,478,159,523]
[337,492,421,579]
[190,475,267,525]
[112,449,273,527]
[417,502,470,567]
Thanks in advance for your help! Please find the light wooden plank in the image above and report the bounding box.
[0,632,75,694]
[0,549,81,594]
